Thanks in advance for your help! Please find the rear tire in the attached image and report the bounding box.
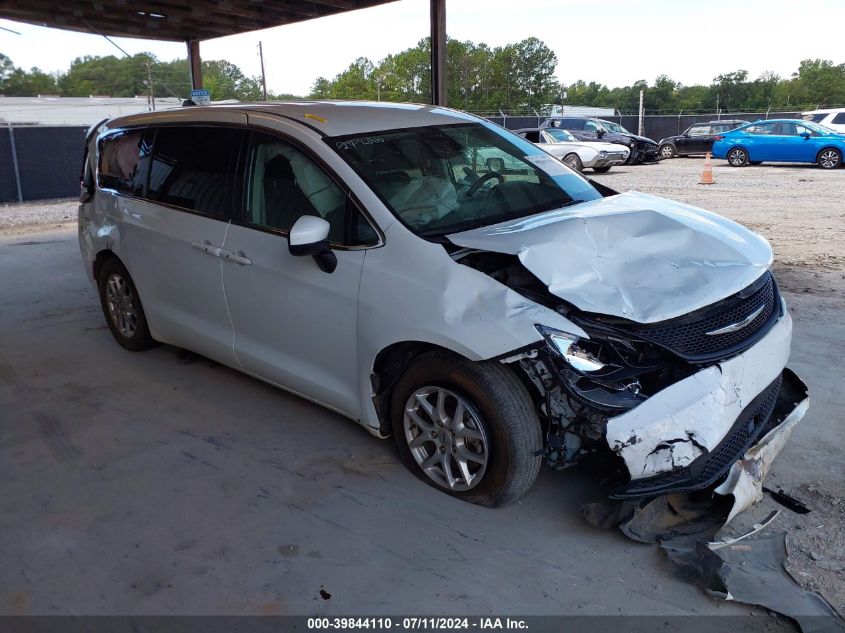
[659,143,676,159]
[562,153,583,172]
[390,350,542,507]
[817,148,842,169]
[97,257,156,352]
[727,147,749,166]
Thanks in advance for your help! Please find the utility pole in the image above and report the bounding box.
[716,94,720,119]
[145,58,155,111]
[258,41,268,101]
[638,89,644,136]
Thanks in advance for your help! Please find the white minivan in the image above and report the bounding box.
[79,101,808,512]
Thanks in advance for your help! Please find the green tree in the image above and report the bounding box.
[331,57,376,100]
[712,70,749,111]
[791,59,845,108]
[0,53,14,84]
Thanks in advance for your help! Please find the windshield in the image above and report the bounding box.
[800,120,836,135]
[545,128,577,143]
[600,120,628,133]
[327,122,602,236]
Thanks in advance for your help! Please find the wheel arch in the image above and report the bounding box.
[728,144,751,162]
[816,145,843,164]
[368,340,534,436]
[370,341,458,435]
[92,248,123,282]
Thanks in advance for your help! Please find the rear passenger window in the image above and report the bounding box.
[147,127,241,219]
[99,131,143,195]
[832,113,845,124]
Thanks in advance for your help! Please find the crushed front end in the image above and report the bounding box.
[501,270,809,508]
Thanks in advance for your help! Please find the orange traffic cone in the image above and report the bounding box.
[699,152,715,185]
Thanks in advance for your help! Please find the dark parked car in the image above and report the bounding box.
[657,120,748,159]
[541,116,660,164]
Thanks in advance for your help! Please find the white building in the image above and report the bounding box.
[0,96,185,126]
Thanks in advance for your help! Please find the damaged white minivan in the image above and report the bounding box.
[79,102,809,511]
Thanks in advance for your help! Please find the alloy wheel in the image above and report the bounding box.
[403,386,489,491]
[105,273,138,337]
[819,150,840,169]
[729,149,747,166]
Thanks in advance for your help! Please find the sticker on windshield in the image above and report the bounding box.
[523,154,570,176]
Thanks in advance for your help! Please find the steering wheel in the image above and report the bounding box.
[465,171,504,197]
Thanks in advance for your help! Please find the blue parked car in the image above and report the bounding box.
[712,119,845,169]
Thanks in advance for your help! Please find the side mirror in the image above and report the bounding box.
[288,215,337,273]
[800,132,811,140]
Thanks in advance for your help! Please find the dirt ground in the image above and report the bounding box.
[1,157,843,617]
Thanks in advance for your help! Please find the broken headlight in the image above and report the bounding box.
[535,325,605,373]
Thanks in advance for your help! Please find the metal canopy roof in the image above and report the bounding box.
[0,0,399,41]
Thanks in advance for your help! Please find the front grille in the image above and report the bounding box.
[633,272,779,362]
[612,373,783,499]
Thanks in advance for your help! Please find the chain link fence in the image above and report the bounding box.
[0,112,808,204]
[490,111,803,141]
[1,125,88,203]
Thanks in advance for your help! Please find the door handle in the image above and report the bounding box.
[221,249,252,266]
[192,240,223,257]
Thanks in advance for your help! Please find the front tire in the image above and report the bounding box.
[817,148,842,169]
[728,147,749,166]
[390,350,542,507]
[562,153,583,172]
[97,257,156,352]
[659,143,676,159]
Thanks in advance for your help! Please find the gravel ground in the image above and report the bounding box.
[0,198,77,234]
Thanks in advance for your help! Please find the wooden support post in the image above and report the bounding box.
[430,0,446,106]
[187,39,202,91]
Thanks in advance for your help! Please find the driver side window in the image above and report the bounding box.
[245,133,377,246]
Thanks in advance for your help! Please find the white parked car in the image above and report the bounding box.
[516,127,629,172]
[802,108,845,134]
[79,101,808,512]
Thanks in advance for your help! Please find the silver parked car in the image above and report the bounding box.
[79,102,808,512]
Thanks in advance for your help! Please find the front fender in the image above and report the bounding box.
[355,224,585,431]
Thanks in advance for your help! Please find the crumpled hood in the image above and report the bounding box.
[447,191,773,324]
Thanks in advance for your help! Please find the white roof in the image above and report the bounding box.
[106,100,484,136]
[801,107,845,114]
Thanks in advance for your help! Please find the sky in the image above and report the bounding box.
[1,0,844,97]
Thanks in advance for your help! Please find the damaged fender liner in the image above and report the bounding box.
[611,369,804,499]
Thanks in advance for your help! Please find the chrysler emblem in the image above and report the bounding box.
[705,304,766,336]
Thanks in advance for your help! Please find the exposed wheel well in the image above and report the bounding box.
[92,249,121,282]
[371,342,439,435]
[370,341,540,436]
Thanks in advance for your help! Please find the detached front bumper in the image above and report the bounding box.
[605,309,808,501]
[593,152,629,168]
